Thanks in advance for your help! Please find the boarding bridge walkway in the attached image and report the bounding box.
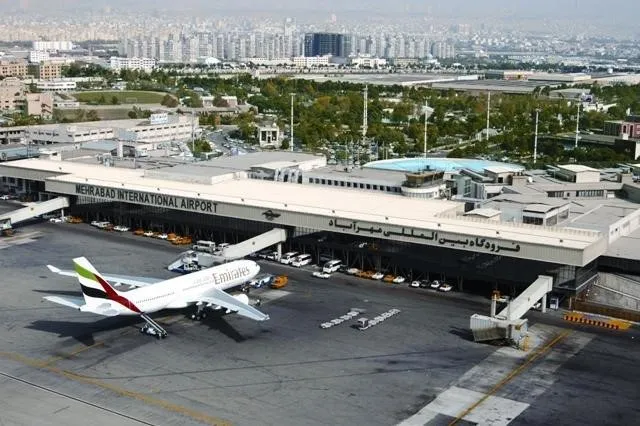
[496,275,553,321]
[168,228,287,272]
[217,228,287,261]
[0,197,69,227]
[470,275,553,343]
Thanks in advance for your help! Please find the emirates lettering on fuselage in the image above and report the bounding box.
[211,266,251,286]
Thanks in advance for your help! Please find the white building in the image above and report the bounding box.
[36,80,77,92]
[32,41,74,51]
[2,115,198,146]
[109,57,157,73]
[348,55,387,68]
[28,50,50,64]
[292,55,332,68]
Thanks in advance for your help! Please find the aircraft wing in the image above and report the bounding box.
[43,295,85,310]
[196,288,270,322]
[47,265,162,288]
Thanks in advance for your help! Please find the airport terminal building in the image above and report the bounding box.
[2,151,640,302]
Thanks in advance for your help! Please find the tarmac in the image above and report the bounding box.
[0,220,639,426]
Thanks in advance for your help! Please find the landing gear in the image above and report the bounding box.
[190,304,208,321]
[139,313,168,339]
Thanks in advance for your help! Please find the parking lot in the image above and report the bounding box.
[0,221,639,426]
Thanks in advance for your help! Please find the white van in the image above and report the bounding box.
[279,251,299,265]
[213,242,230,255]
[323,259,343,274]
[291,254,312,267]
[192,240,216,253]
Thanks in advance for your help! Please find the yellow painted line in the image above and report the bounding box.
[448,330,571,426]
[0,348,231,426]
[42,341,106,367]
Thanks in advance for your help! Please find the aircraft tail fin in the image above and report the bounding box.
[73,257,122,307]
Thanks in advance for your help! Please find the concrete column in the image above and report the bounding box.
[542,293,547,313]
[490,297,497,318]
[277,242,282,260]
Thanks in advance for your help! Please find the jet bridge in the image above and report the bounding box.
[168,228,287,272]
[218,228,287,261]
[495,275,553,321]
[0,197,69,228]
[470,275,553,344]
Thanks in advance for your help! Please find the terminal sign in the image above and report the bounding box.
[75,184,216,213]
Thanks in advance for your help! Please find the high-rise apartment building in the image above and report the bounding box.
[304,33,344,57]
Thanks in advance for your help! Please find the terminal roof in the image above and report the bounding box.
[7,158,603,250]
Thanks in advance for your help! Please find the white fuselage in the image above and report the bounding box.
[90,259,259,316]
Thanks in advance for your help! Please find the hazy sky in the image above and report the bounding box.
[4,0,639,22]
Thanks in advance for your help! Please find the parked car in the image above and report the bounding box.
[410,280,421,288]
[371,272,384,280]
[383,275,395,283]
[48,217,64,223]
[256,249,271,259]
[419,280,431,288]
[143,230,154,237]
[438,283,453,292]
[157,233,168,240]
[114,225,130,232]
[392,276,406,284]
[266,251,280,261]
[312,271,331,279]
[346,267,360,275]
[430,280,441,290]
[249,274,274,288]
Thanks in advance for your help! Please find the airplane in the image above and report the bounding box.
[43,256,269,339]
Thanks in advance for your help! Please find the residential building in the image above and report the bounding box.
[37,62,62,80]
[0,60,29,78]
[32,41,74,51]
[0,78,26,112]
[109,57,157,72]
[28,50,50,63]
[24,93,53,117]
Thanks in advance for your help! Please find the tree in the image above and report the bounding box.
[161,94,178,108]
[86,110,100,121]
[280,138,290,150]
[111,96,120,105]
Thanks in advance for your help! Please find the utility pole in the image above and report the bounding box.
[362,85,368,166]
[191,110,195,154]
[533,109,540,165]
[423,100,428,158]
[486,91,491,141]
[290,93,295,152]
[574,102,580,149]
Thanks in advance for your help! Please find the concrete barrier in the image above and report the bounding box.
[562,312,628,330]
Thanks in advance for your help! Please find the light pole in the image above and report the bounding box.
[486,91,491,141]
[423,100,428,158]
[574,102,580,149]
[289,93,295,152]
[533,109,540,165]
